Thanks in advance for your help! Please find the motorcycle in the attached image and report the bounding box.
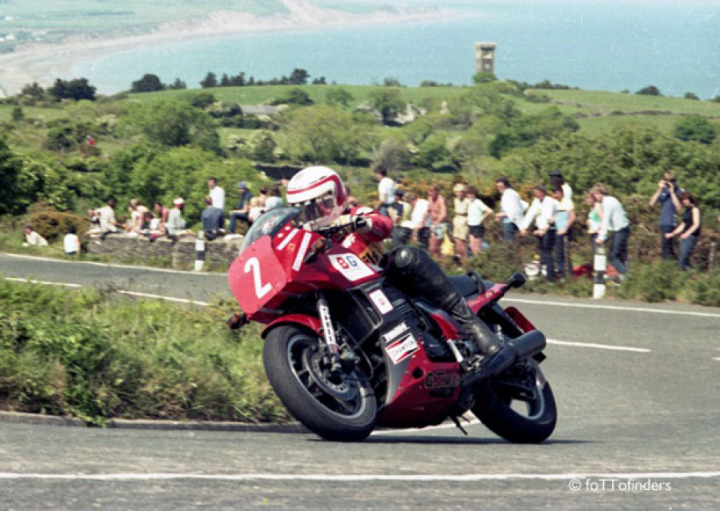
[228,207,557,442]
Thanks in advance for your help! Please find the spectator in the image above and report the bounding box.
[389,190,413,245]
[549,170,573,201]
[248,197,266,223]
[593,185,630,281]
[375,166,395,216]
[96,198,122,236]
[521,185,558,282]
[649,172,683,260]
[201,196,225,241]
[23,225,48,247]
[86,209,102,236]
[495,177,525,243]
[208,177,225,210]
[427,184,447,258]
[167,198,188,237]
[466,186,492,256]
[63,225,80,255]
[126,199,149,235]
[346,186,360,208]
[228,182,253,234]
[585,191,602,254]
[452,183,471,260]
[551,185,576,278]
[408,192,431,249]
[666,191,701,271]
[152,201,170,235]
[265,184,284,211]
[257,186,268,207]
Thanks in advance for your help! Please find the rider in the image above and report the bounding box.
[286,166,507,370]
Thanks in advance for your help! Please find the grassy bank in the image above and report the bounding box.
[0,279,287,424]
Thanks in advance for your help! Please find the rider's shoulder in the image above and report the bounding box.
[350,205,376,216]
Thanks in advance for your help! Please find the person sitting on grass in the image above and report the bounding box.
[23,225,48,247]
[63,225,81,255]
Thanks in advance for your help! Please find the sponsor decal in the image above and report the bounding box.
[277,228,299,250]
[318,301,338,349]
[369,289,394,315]
[329,253,375,282]
[425,371,461,389]
[386,334,419,365]
[341,233,356,249]
[292,232,313,272]
[382,322,409,344]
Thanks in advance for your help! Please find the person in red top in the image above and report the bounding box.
[285,166,505,367]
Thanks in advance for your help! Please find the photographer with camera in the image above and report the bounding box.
[649,172,683,260]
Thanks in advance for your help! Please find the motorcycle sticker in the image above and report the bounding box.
[425,371,461,389]
[292,232,313,272]
[386,334,419,365]
[382,322,409,344]
[329,253,375,282]
[369,289,394,315]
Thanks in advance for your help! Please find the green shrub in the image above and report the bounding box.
[619,262,686,302]
[24,202,87,243]
[0,280,287,424]
[687,272,720,307]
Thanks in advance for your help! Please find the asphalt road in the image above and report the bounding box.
[1,253,720,510]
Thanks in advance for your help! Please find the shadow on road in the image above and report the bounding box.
[330,437,592,445]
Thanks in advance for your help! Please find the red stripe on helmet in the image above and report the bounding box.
[287,174,346,205]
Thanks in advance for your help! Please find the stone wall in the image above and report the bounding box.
[87,235,242,270]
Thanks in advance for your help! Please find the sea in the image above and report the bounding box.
[71,1,720,98]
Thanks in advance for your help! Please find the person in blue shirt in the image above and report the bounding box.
[649,172,682,260]
[228,181,254,234]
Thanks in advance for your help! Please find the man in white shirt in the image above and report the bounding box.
[549,170,573,201]
[494,177,525,242]
[96,198,121,236]
[593,185,630,279]
[520,184,558,282]
[406,194,430,249]
[24,226,49,247]
[375,167,395,217]
[208,177,225,210]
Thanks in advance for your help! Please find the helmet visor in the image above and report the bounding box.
[297,196,336,224]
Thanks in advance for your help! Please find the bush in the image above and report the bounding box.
[687,272,720,307]
[673,116,716,145]
[24,202,87,242]
[618,262,686,303]
[635,85,662,96]
[0,280,287,424]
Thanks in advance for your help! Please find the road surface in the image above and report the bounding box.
[1,253,719,510]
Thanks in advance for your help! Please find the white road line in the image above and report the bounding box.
[3,277,82,289]
[504,298,720,319]
[548,339,651,353]
[0,471,718,482]
[713,358,720,362]
[1,253,217,276]
[116,290,210,306]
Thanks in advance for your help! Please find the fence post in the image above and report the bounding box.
[195,232,206,271]
[709,241,717,272]
[593,244,606,299]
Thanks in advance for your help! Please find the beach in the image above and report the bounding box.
[0,0,452,96]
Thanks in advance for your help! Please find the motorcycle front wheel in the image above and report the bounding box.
[263,324,377,442]
[472,359,557,443]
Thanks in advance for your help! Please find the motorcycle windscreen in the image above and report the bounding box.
[229,235,287,315]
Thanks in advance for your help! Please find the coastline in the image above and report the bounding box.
[0,0,456,97]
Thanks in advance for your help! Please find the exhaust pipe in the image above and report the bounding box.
[463,330,546,388]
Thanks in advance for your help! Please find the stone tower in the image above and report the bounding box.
[475,42,497,75]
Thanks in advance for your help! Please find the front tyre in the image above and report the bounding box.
[472,360,557,443]
[263,325,377,442]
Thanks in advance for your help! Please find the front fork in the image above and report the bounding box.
[316,292,351,374]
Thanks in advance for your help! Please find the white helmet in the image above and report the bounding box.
[286,166,347,227]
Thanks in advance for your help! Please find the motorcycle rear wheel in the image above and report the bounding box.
[263,325,377,442]
[472,360,557,443]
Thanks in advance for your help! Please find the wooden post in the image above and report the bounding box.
[709,241,717,272]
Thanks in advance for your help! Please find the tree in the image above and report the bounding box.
[20,82,45,100]
[191,92,216,110]
[200,72,218,88]
[0,136,24,215]
[167,78,187,90]
[49,78,96,101]
[124,101,221,153]
[220,73,231,87]
[11,106,24,122]
[282,105,370,164]
[673,116,716,145]
[288,68,310,85]
[684,92,700,101]
[367,89,406,125]
[131,74,165,93]
[635,85,662,96]
[472,71,497,84]
[326,88,354,109]
[271,88,313,106]
[382,77,403,87]
[312,76,327,85]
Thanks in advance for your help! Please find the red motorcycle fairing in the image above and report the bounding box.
[228,222,380,321]
[261,314,322,339]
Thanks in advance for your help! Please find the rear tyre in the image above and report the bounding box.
[472,360,557,443]
[263,325,377,442]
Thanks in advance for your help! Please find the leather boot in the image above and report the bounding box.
[446,293,502,358]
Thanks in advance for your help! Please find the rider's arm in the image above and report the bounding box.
[350,206,394,242]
